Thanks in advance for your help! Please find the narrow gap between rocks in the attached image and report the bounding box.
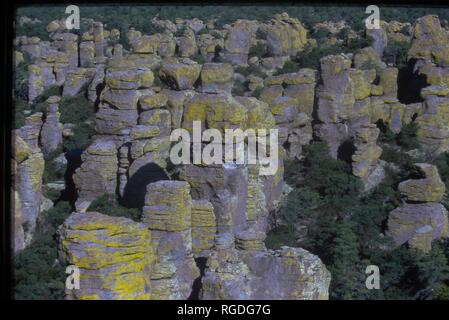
[188,257,207,300]
[397,59,427,104]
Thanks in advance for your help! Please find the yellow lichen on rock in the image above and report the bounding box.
[58,211,153,300]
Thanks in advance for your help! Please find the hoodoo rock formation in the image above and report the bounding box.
[12,10,449,300]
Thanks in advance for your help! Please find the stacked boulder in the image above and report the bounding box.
[142,181,199,299]
[408,15,449,154]
[40,96,63,155]
[260,69,316,159]
[351,124,384,191]
[72,140,118,210]
[387,163,448,252]
[58,211,153,300]
[201,246,330,300]
[12,114,45,251]
[223,19,258,65]
[263,12,308,58]
[159,58,202,90]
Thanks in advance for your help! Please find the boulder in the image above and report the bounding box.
[398,163,446,202]
[159,59,201,90]
[387,203,448,252]
[58,211,152,300]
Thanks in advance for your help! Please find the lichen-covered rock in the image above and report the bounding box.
[416,84,449,154]
[162,89,191,126]
[73,139,118,206]
[263,69,317,118]
[201,247,331,300]
[191,200,216,256]
[88,64,106,103]
[80,41,95,67]
[264,13,308,57]
[105,66,154,90]
[138,109,171,136]
[224,20,258,65]
[159,59,201,90]
[63,68,96,96]
[17,112,43,151]
[102,87,142,110]
[379,67,399,102]
[51,33,79,68]
[126,27,141,44]
[131,34,160,54]
[198,33,224,62]
[93,22,106,58]
[398,163,446,202]
[58,211,153,300]
[40,96,63,155]
[352,124,384,191]
[182,93,248,134]
[158,32,176,58]
[14,50,24,66]
[95,102,138,136]
[316,54,376,124]
[354,47,386,69]
[178,28,197,58]
[387,203,448,252]
[27,64,44,102]
[367,23,388,58]
[14,148,44,248]
[142,181,199,299]
[409,15,449,67]
[200,63,233,93]
[130,125,160,140]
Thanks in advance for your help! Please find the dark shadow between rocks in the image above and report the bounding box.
[397,59,427,104]
[337,139,356,164]
[188,257,207,300]
[61,148,83,209]
[121,162,169,208]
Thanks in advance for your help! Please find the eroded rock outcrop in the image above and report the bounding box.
[58,211,153,300]
[351,124,384,191]
[201,246,330,300]
[388,163,448,252]
[142,181,199,299]
[73,139,118,209]
[40,96,63,155]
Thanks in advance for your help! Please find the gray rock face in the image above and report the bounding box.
[201,247,331,300]
[387,203,448,252]
[367,26,388,58]
[264,13,308,57]
[200,63,233,93]
[40,96,63,155]
[79,41,95,67]
[73,139,118,207]
[12,129,44,251]
[142,181,200,299]
[159,59,201,90]
[57,211,152,300]
[387,163,448,252]
[224,20,257,65]
[63,68,95,96]
[51,32,79,68]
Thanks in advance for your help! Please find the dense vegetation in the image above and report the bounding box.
[266,124,449,299]
[16,5,449,40]
[14,201,71,299]
[88,194,142,221]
